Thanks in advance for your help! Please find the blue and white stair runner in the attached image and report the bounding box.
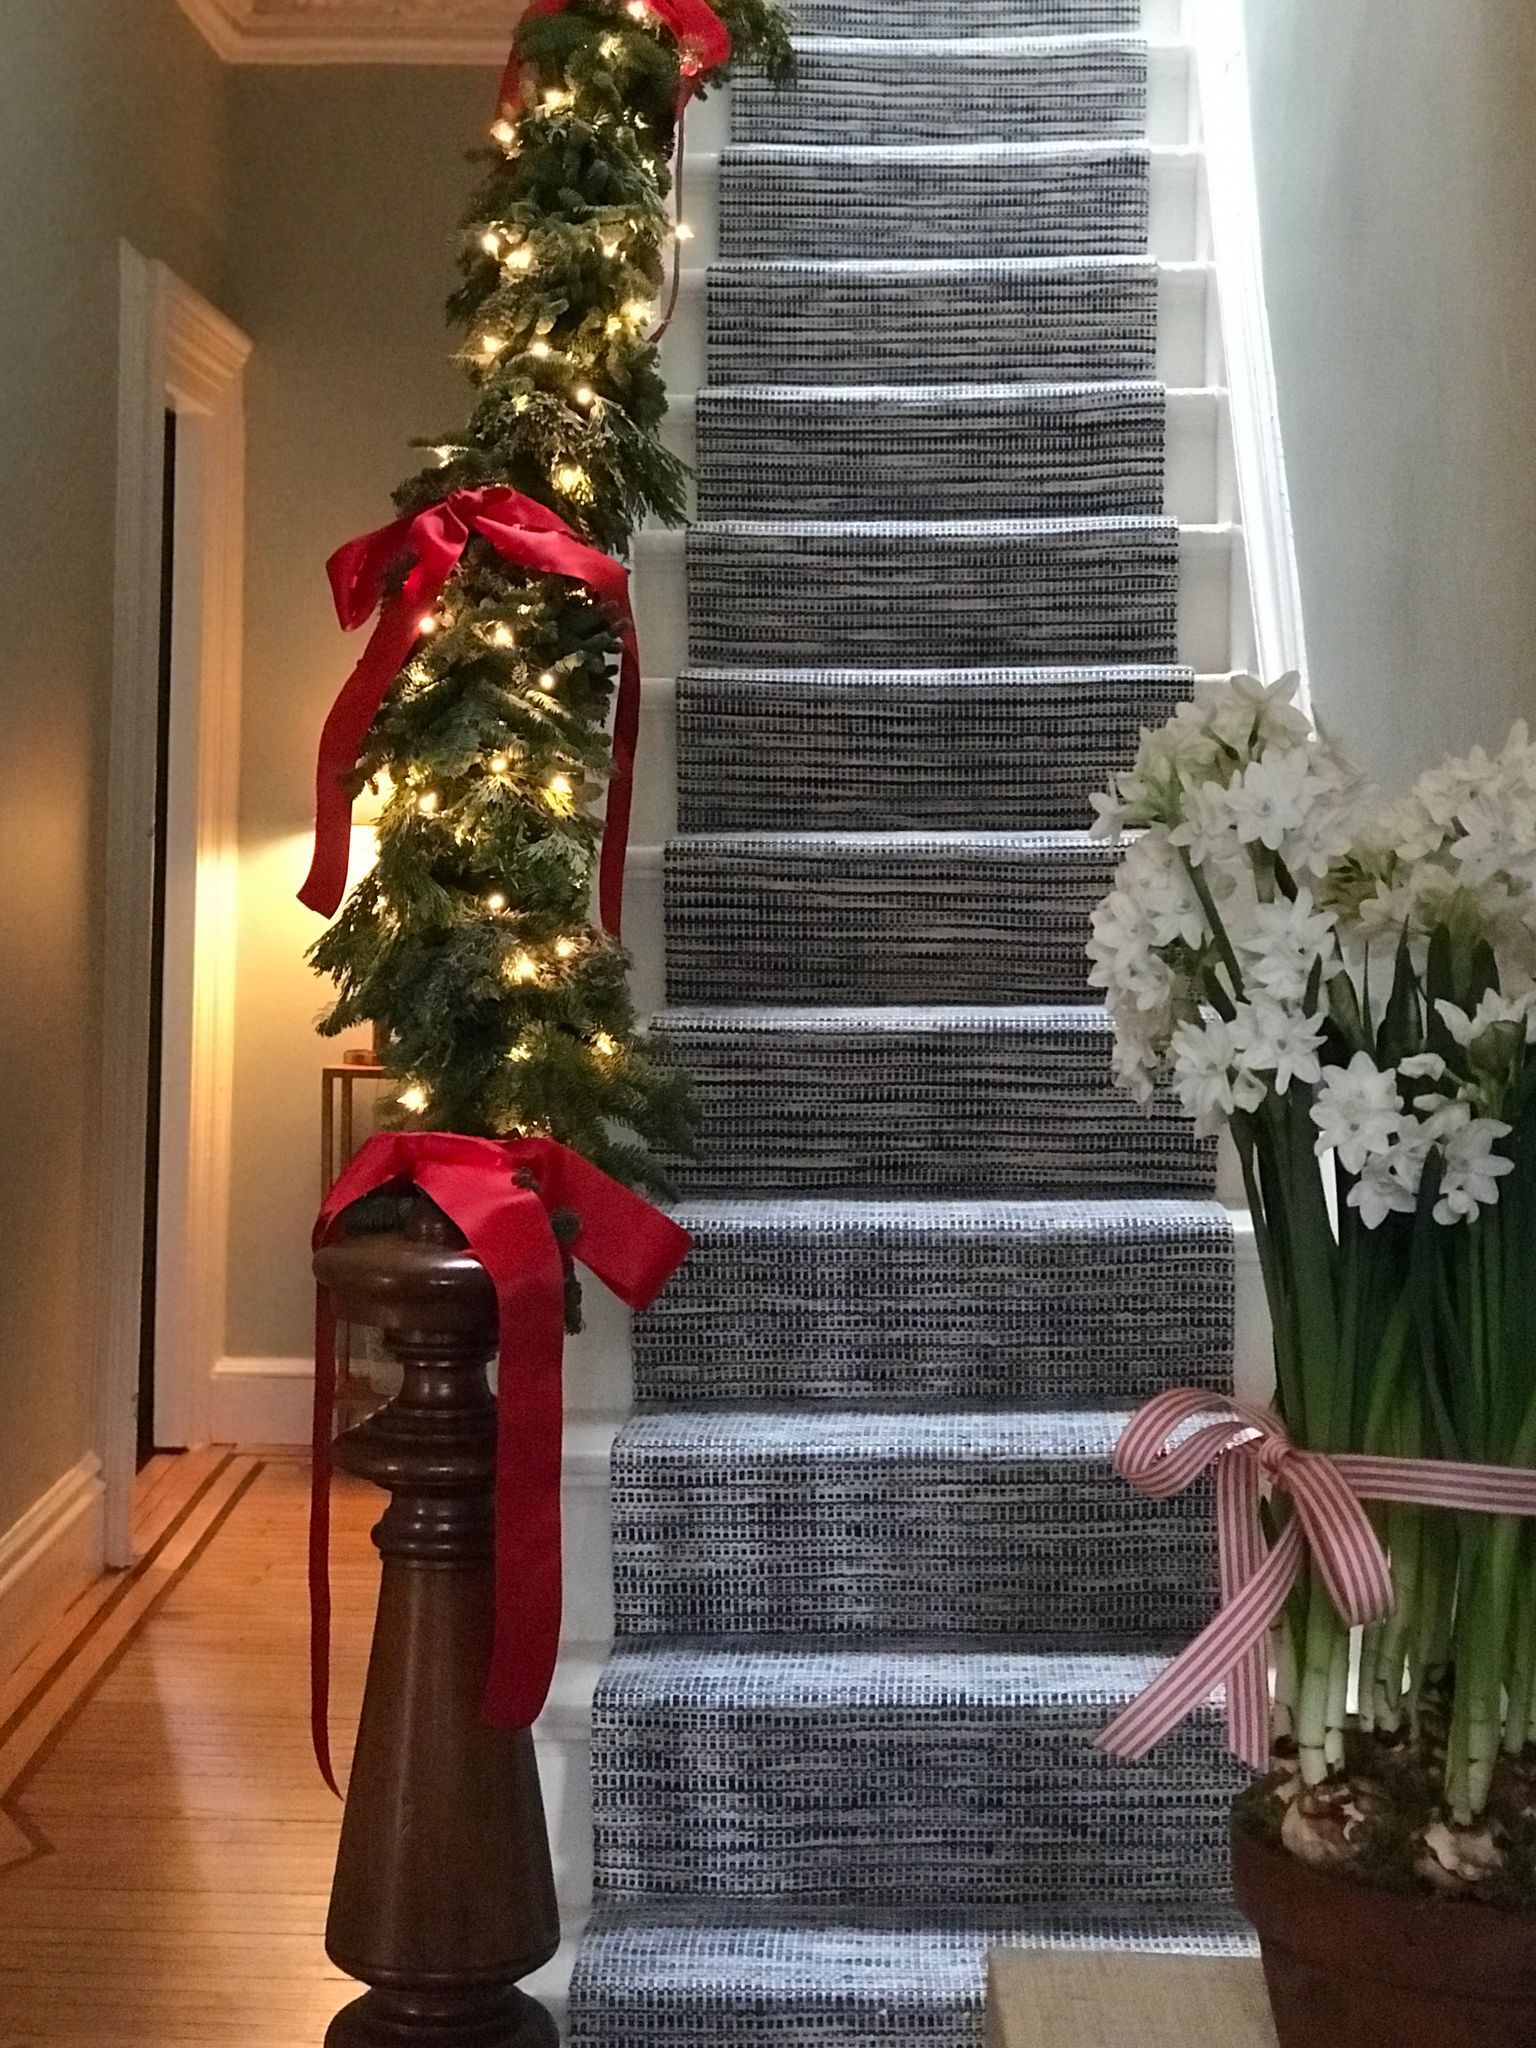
[568,3,1247,2038]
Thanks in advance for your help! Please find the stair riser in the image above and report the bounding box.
[664,843,1116,1003]
[792,0,1142,32]
[688,522,1179,668]
[656,1018,1214,1197]
[591,1704,1242,1908]
[736,43,1149,149]
[611,1450,1214,1639]
[706,261,1159,388]
[674,669,1192,833]
[694,387,1165,522]
[720,146,1153,261]
[634,1204,1235,1406]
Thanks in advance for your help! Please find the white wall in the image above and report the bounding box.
[1241,0,1536,784]
[0,0,231,1537]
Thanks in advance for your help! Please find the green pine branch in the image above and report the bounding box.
[309,0,792,1196]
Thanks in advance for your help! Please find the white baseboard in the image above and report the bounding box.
[209,1355,317,1447]
[0,1455,106,1684]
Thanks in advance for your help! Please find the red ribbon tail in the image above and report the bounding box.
[310,1288,340,1796]
[298,602,425,919]
[485,1261,567,1727]
[599,629,642,937]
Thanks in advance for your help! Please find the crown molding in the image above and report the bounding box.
[175,0,513,64]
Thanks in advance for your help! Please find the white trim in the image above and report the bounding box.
[0,1458,106,1685]
[101,249,251,1565]
[209,1357,317,1447]
[174,0,514,63]
[1186,0,1310,702]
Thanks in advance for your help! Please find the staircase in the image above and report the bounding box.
[566,2,1254,2037]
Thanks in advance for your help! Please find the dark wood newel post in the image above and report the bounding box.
[314,1197,560,2048]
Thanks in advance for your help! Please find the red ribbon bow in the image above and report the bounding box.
[1098,1388,1536,1771]
[310,1130,690,1790]
[498,0,731,118]
[297,486,641,936]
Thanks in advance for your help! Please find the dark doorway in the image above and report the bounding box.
[137,409,177,1468]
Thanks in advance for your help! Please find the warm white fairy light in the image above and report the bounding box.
[674,222,696,243]
[591,1031,619,1060]
[506,245,536,273]
[544,773,575,812]
[416,791,440,816]
[599,33,622,56]
[508,1040,533,1063]
[478,332,507,362]
[490,623,516,649]
[485,891,507,912]
[491,118,517,148]
[600,237,622,259]
[398,1083,430,1114]
[622,299,653,327]
[627,2,651,20]
[417,612,441,635]
[528,339,553,360]
[573,384,597,408]
[481,229,502,257]
[542,87,573,112]
[555,936,578,960]
[537,671,557,690]
[554,462,592,498]
[604,315,624,336]
[488,751,510,773]
[507,951,541,985]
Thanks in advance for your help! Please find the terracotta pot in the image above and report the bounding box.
[1232,1822,1536,2047]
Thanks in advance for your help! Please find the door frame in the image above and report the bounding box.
[100,246,251,1564]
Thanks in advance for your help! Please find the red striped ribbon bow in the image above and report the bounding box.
[1097,1387,1536,1771]
[498,0,731,117]
[297,486,641,937]
[310,1131,691,1791]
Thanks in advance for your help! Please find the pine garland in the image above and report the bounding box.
[309,0,792,1200]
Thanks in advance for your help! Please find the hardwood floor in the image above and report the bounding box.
[0,1456,380,2048]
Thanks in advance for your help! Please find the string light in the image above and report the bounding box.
[537,671,557,689]
[478,332,507,362]
[674,222,696,243]
[544,773,575,813]
[622,300,653,326]
[417,612,441,635]
[488,752,510,772]
[573,384,597,408]
[541,87,573,112]
[554,462,592,498]
[506,245,536,273]
[555,937,577,960]
[600,238,622,259]
[480,229,502,257]
[508,1041,533,1063]
[398,1083,430,1114]
[490,623,516,649]
[485,891,507,913]
[507,951,541,985]
[627,2,651,19]
[416,791,440,815]
[599,33,622,56]
[491,118,517,148]
[604,315,624,336]
[528,339,553,360]
[591,1031,619,1060]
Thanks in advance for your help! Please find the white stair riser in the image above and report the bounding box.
[665,145,1206,269]
[661,260,1217,392]
[630,521,1234,680]
[662,387,1225,525]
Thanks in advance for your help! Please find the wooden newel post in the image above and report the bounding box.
[314,1196,560,2048]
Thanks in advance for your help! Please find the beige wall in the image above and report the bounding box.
[224,66,491,1361]
[0,0,230,1532]
[1243,0,1536,785]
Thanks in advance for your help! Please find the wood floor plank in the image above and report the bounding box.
[0,1460,379,2044]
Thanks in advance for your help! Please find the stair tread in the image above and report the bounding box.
[701,376,1163,400]
[724,137,1154,159]
[598,1635,1201,1702]
[679,660,1192,681]
[621,1405,1153,1445]
[666,1192,1228,1228]
[711,252,1160,274]
[671,827,1105,851]
[782,30,1149,49]
[659,1001,1118,1027]
[693,513,1175,534]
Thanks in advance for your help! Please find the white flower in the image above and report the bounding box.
[1224,750,1316,853]
[1175,671,1312,758]
[1118,832,1208,952]
[1434,989,1536,1048]
[1398,1053,1447,1081]
[1167,779,1239,871]
[1433,1117,1515,1225]
[1229,999,1327,1095]
[1311,1052,1405,1174]
[1168,1016,1242,1137]
[1349,1153,1419,1230]
[1239,889,1340,1003]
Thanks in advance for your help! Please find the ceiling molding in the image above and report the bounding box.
[175,0,513,64]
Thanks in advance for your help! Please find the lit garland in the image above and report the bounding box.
[308,0,791,1196]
